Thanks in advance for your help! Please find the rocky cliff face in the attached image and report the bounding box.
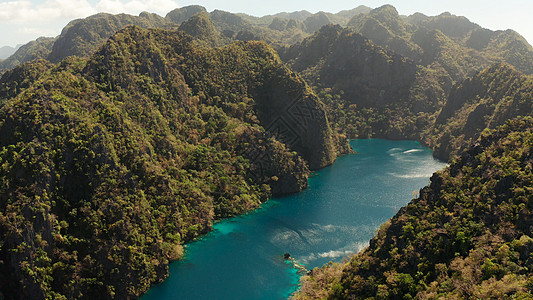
[165,5,207,24]
[250,60,336,169]
[281,25,436,140]
[303,12,333,33]
[422,12,481,40]
[347,5,422,61]
[282,25,417,108]
[426,63,533,161]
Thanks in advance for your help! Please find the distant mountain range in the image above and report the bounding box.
[0,45,21,60]
[2,4,532,75]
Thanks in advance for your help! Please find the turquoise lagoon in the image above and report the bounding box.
[143,139,447,299]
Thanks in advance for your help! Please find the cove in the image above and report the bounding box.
[142,139,447,299]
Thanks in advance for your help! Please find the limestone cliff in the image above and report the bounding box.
[427,63,533,161]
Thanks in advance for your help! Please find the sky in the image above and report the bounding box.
[0,0,532,48]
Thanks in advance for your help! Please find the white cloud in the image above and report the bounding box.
[17,26,58,36]
[95,0,179,15]
[0,0,180,46]
[0,0,180,24]
[0,0,96,23]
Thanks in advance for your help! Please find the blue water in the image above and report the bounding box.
[142,139,447,299]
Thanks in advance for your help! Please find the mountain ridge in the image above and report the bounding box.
[2,4,532,76]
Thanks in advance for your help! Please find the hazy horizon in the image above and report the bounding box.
[0,1,532,49]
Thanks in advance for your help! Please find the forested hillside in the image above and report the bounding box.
[0,26,340,299]
[0,37,56,71]
[295,117,533,299]
[427,63,533,160]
